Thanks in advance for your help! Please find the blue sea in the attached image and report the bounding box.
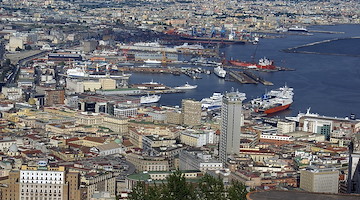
[128,24,360,118]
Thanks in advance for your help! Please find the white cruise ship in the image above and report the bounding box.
[201,92,223,110]
[214,65,226,78]
[174,82,197,90]
[66,68,131,79]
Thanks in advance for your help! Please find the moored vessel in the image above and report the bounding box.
[214,66,227,78]
[250,85,294,114]
[174,82,198,90]
[140,94,161,104]
[201,92,223,110]
[228,57,278,71]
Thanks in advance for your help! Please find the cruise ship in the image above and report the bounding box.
[174,82,197,90]
[201,92,223,110]
[251,85,294,114]
[66,68,131,79]
[214,66,226,78]
[140,94,161,104]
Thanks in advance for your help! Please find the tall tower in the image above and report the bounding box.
[348,133,360,193]
[182,99,202,127]
[219,90,246,164]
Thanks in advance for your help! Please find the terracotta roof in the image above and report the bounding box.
[83,136,105,144]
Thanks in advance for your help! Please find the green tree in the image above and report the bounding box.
[227,180,248,200]
[198,174,227,200]
[128,182,147,200]
[161,170,196,200]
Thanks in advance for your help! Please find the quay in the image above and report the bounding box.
[229,70,273,86]
[229,70,257,84]
[133,89,185,95]
[244,71,273,86]
[308,30,345,34]
[117,66,181,75]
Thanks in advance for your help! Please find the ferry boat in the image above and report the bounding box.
[251,85,294,114]
[214,66,226,78]
[140,94,161,104]
[174,82,197,90]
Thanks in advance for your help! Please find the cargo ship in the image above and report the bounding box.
[228,57,278,71]
[250,85,294,114]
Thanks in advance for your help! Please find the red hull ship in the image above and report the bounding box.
[251,85,294,115]
[263,103,291,114]
[228,57,278,70]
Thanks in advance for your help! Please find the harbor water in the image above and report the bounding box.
[128,24,360,118]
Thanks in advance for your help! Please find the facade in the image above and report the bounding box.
[0,139,17,152]
[2,87,23,100]
[126,153,169,172]
[125,170,202,191]
[300,117,333,140]
[348,133,360,193]
[82,172,116,200]
[142,135,177,154]
[99,79,116,90]
[114,107,138,118]
[300,167,339,193]
[179,150,223,171]
[259,133,294,145]
[45,89,65,106]
[277,120,296,134]
[182,99,201,127]
[180,130,214,147]
[166,110,183,125]
[1,165,82,200]
[90,142,124,156]
[219,91,246,164]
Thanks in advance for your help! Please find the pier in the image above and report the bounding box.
[229,70,257,84]
[229,70,273,85]
[118,66,181,75]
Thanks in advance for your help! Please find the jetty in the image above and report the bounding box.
[228,70,273,85]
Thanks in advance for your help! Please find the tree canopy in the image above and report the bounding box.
[128,171,249,200]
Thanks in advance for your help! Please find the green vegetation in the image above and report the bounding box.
[0,59,13,82]
[128,171,248,200]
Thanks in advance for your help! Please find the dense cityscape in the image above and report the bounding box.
[0,0,359,199]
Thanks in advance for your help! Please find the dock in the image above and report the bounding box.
[229,70,273,85]
[244,71,274,86]
[118,66,181,75]
[229,70,257,84]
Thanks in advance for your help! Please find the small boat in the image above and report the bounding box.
[174,82,198,90]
